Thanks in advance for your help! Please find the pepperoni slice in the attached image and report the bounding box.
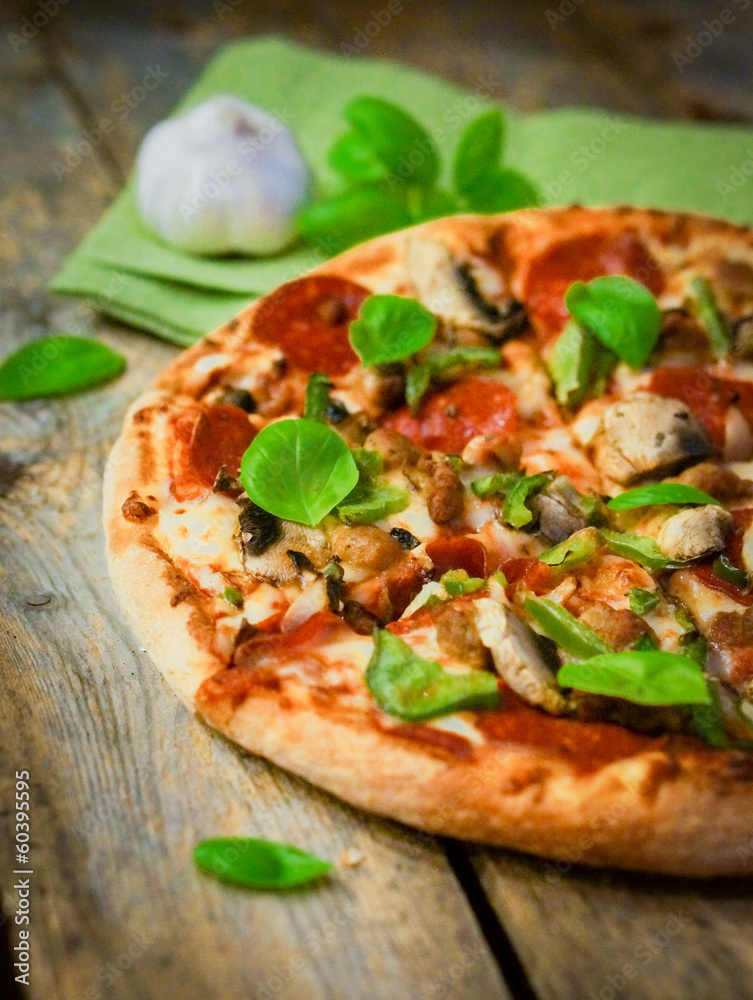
[522,231,665,343]
[426,536,487,578]
[501,556,552,595]
[382,376,518,454]
[170,403,257,502]
[251,275,370,376]
[647,366,753,450]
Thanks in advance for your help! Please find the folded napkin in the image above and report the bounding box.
[50,35,753,345]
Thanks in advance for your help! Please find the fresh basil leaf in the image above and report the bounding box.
[565,276,662,369]
[303,372,334,423]
[601,529,683,571]
[407,186,461,224]
[557,651,711,706]
[546,320,616,408]
[221,586,244,608]
[406,346,500,413]
[627,587,660,615]
[349,294,436,367]
[539,526,602,571]
[524,596,613,659]
[298,187,411,254]
[0,335,125,400]
[440,570,486,597]
[328,131,389,184]
[470,472,521,499]
[689,276,731,359]
[465,168,540,213]
[453,110,504,198]
[344,96,440,188]
[366,628,501,721]
[194,837,331,889]
[607,483,721,510]
[502,471,556,529]
[240,419,358,527]
[712,555,750,590]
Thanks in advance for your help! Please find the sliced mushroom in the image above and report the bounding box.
[473,597,569,714]
[529,476,597,543]
[238,500,332,586]
[405,237,525,341]
[656,504,733,562]
[592,392,712,487]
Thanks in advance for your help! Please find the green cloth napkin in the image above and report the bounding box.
[50,35,753,345]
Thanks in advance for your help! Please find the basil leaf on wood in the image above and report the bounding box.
[557,651,711,706]
[344,96,440,189]
[0,335,125,400]
[607,483,721,510]
[546,320,616,408]
[405,346,500,413]
[689,276,731,359]
[298,187,411,254]
[565,276,662,369]
[194,837,331,889]
[349,294,437,366]
[366,628,501,721]
[240,419,358,527]
[524,596,613,659]
[453,110,504,198]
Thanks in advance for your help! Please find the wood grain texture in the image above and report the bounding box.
[2,1,753,998]
[0,13,509,1000]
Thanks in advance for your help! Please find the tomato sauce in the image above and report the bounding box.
[170,404,257,502]
[382,376,518,454]
[251,275,369,376]
[522,231,664,344]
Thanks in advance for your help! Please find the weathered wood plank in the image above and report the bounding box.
[0,21,510,1000]
[470,846,753,1000]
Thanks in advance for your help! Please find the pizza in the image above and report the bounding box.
[104,206,753,877]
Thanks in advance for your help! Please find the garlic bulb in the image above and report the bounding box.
[135,95,310,256]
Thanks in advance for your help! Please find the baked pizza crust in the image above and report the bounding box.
[104,207,753,876]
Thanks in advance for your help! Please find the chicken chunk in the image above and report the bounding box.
[592,392,712,487]
[656,504,733,562]
[473,597,569,714]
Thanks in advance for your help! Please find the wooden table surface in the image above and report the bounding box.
[2,1,753,998]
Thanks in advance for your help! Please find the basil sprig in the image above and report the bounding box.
[194,837,331,889]
[557,651,711,706]
[406,346,500,414]
[299,97,539,254]
[0,335,125,400]
[240,419,358,527]
[349,294,437,367]
[366,628,501,721]
[607,483,721,511]
[564,276,662,369]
